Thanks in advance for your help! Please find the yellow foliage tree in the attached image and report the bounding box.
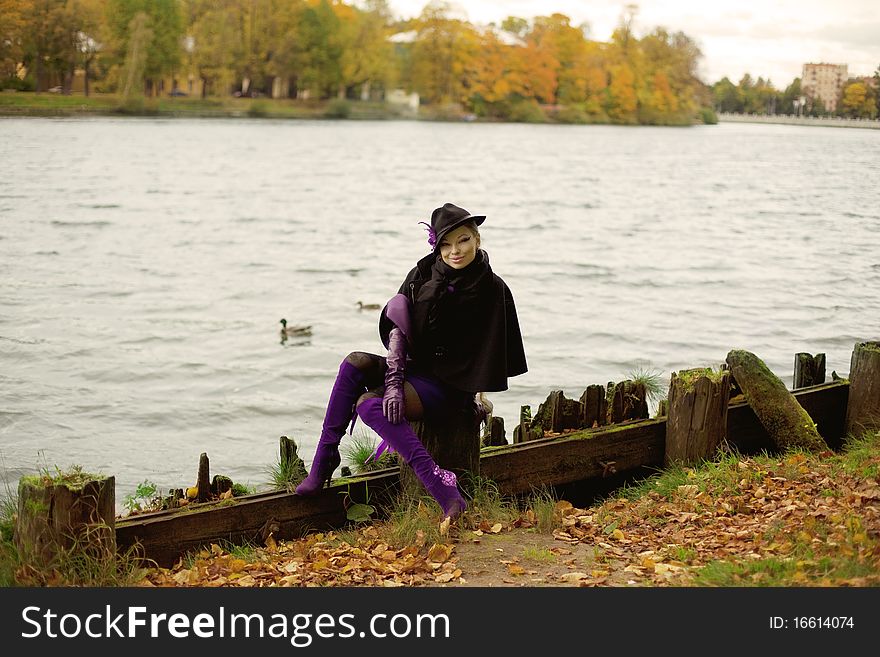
[606,62,637,121]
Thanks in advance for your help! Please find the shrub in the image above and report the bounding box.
[325,98,350,119]
[698,106,718,124]
[506,99,546,123]
[248,100,269,117]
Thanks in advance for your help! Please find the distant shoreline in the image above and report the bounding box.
[719,112,880,130]
[0,91,709,126]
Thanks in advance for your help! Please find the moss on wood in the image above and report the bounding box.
[725,349,826,452]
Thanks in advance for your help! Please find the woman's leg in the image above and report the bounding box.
[295,352,384,496]
[355,381,467,520]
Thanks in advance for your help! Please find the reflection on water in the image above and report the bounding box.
[1,117,879,506]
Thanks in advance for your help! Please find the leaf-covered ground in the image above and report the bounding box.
[136,435,880,588]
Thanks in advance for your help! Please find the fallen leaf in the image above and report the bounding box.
[427,543,453,564]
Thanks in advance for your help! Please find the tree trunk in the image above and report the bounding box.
[845,341,880,439]
[401,405,480,497]
[793,352,826,389]
[14,474,115,568]
[725,349,826,452]
[665,369,730,466]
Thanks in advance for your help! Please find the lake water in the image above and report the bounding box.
[1,116,878,509]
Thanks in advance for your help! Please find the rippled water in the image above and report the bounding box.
[1,116,878,507]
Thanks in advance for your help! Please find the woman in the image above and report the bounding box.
[295,202,527,520]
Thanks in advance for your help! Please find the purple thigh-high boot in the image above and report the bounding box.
[295,360,365,495]
[356,397,467,519]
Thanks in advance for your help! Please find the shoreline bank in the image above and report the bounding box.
[719,112,880,130]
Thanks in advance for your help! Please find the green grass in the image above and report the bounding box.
[461,474,519,527]
[836,430,880,479]
[524,486,559,534]
[523,547,556,563]
[265,455,306,493]
[626,363,667,403]
[123,479,160,513]
[0,92,408,121]
[343,433,398,474]
[380,491,447,547]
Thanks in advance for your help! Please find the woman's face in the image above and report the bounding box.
[439,225,480,269]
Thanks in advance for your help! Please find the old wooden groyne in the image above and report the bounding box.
[9,341,866,569]
[117,376,851,567]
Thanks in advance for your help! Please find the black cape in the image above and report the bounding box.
[380,250,527,393]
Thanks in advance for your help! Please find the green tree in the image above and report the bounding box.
[778,77,802,114]
[712,76,741,112]
[296,0,344,98]
[106,0,182,95]
[189,0,240,97]
[119,10,151,106]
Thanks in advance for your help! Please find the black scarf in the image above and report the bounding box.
[399,249,527,393]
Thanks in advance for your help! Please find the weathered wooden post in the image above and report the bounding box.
[607,380,649,424]
[725,349,826,452]
[656,399,669,417]
[844,340,880,439]
[534,390,582,433]
[196,452,211,502]
[580,384,607,428]
[481,416,507,447]
[14,471,115,569]
[279,435,308,483]
[402,405,480,496]
[793,352,826,389]
[513,404,542,443]
[665,368,731,467]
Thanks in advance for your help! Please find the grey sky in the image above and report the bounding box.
[386,0,880,87]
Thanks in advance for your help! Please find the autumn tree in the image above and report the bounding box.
[605,61,637,122]
[0,0,28,85]
[529,13,588,104]
[841,81,877,118]
[409,1,478,105]
[188,0,241,97]
[336,0,393,100]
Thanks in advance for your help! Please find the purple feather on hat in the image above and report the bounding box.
[418,221,436,249]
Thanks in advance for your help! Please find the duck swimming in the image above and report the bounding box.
[357,301,381,311]
[280,318,313,337]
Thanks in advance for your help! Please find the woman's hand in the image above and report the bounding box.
[383,327,407,424]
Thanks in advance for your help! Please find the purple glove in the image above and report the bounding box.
[382,327,406,424]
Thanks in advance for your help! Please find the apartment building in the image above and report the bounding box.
[802,63,848,112]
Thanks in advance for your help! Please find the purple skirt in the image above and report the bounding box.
[407,370,471,419]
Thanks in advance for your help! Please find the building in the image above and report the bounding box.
[802,63,848,112]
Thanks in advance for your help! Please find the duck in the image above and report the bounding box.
[280,318,313,338]
[357,301,381,311]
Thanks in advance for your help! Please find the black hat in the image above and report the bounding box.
[424,203,486,251]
